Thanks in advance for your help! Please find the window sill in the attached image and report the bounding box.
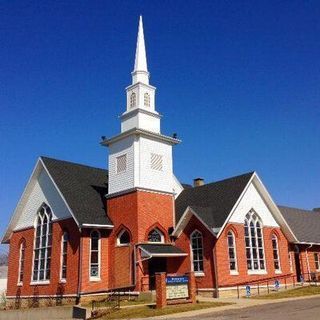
[17,282,23,287]
[59,279,67,284]
[195,272,205,277]
[275,270,282,274]
[30,281,50,286]
[247,270,267,275]
[116,244,130,247]
[230,271,239,276]
[90,277,101,282]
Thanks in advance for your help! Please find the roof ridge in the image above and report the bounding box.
[40,156,108,172]
[188,171,254,190]
[278,205,319,214]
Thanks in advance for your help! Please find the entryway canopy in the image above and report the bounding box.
[139,243,188,258]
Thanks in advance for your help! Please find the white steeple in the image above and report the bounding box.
[121,16,159,133]
[102,16,181,197]
[132,16,149,84]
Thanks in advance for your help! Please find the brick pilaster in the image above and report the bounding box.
[187,272,196,303]
[155,272,167,309]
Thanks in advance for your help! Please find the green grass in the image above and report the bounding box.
[99,301,231,319]
[252,285,320,300]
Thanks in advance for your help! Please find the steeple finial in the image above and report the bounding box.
[132,16,149,84]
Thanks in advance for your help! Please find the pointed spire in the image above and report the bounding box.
[132,16,149,84]
[134,16,148,72]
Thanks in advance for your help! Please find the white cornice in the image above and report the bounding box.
[100,128,181,147]
[120,107,161,120]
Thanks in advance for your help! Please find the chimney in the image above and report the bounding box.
[313,208,320,212]
[193,178,205,187]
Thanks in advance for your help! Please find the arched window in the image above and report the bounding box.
[90,230,100,279]
[227,231,237,272]
[190,230,204,273]
[272,234,281,272]
[18,240,26,284]
[148,228,164,243]
[144,92,150,107]
[117,229,131,245]
[244,210,265,271]
[60,232,68,281]
[32,204,52,282]
[130,92,136,108]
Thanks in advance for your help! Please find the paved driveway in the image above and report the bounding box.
[169,297,320,320]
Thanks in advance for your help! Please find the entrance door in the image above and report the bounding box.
[148,258,167,290]
[294,247,302,281]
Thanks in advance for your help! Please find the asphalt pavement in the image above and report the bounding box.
[167,296,320,320]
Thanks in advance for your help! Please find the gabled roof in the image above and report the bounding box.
[175,172,254,230]
[41,157,113,227]
[278,206,320,244]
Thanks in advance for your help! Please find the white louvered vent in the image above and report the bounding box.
[116,154,127,173]
[151,153,163,171]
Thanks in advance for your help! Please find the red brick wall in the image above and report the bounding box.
[7,218,80,298]
[216,223,293,287]
[172,215,216,289]
[106,190,175,291]
[79,228,111,294]
[293,245,320,279]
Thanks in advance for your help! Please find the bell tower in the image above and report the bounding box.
[102,16,180,196]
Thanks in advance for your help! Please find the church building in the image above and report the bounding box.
[2,17,320,307]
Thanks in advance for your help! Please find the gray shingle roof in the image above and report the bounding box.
[175,172,254,229]
[41,156,113,227]
[278,206,320,244]
[139,243,187,256]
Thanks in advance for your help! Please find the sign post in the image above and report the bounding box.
[274,280,280,291]
[245,285,251,298]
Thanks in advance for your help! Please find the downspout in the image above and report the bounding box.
[212,243,219,298]
[306,244,313,281]
[76,228,83,304]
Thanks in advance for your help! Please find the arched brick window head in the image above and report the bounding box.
[32,204,52,282]
[244,210,265,271]
[148,228,164,243]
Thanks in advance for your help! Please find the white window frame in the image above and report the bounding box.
[60,232,68,282]
[130,92,136,108]
[190,230,204,276]
[117,229,131,246]
[31,204,52,284]
[272,234,281,273]
[314,253,320,271]
[147,228,164,243]
[89,230,101,281]
[144,92,150,107]
[244,210,267,275]
[227,231,238,275]
[17,240,26,286]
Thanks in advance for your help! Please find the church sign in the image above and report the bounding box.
[166,276,189,300]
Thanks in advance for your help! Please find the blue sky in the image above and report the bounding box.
[1,1,319,252]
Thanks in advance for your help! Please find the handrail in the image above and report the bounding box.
[232,271,320,299]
